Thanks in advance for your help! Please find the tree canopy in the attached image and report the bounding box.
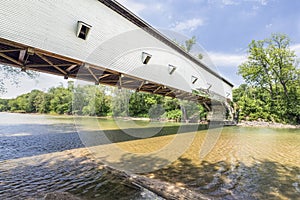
[235,33,300,123]
[0,81,208,122]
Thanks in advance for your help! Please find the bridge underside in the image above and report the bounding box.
[0,38,211,104]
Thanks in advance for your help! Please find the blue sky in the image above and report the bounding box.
[1,0,300,98]
[117,0,300,84]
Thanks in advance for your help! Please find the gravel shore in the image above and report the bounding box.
[238,120,300,129]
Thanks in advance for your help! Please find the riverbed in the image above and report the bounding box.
[0,113,299,199]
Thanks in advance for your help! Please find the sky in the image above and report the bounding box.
[1,0,300,98]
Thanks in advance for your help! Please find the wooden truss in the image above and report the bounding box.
[0,38,211,104]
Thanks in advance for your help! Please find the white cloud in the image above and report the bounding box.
[265,23,272,28]
[257,0,268,5]
[244,0,269,5]
[222,0,239,5]
[205,52,247,67]
[172,18,205,32]
[203,44,300,70]
[291,43,300,58]
[116,0,165,16]
[116,0,147,15]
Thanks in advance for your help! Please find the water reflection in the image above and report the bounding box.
[0,113,162,199]
[0,113,299,199]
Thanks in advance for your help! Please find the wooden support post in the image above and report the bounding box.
[136,81,145,92]
[18,50,26,62]
[118,74,123,89]
[36,53,67,75]
[0,52,23,66]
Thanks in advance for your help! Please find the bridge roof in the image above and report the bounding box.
[99,0,234,87]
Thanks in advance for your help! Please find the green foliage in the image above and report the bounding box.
[73,84,110,116]
[165,109,182,121]
[236,33,300,124]
[128,92,164,117]
[149,104,165,119]
[174,36,203,60]
[48,84,73,115]
[0,81,209,122]
[0,65,39,94]
[111,88,131,117]
[185,36,197,52]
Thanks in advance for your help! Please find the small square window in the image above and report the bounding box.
[142,52,152,64]
[77,21,92,40]
[168,64,177,75]
[191,76,198,84]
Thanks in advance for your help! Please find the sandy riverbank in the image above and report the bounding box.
[238,120,300,129]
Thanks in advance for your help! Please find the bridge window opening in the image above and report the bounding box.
[168,64,177,75]
[142,52,152,64]
[77,21,92,40]
[191,76,198,84]
[207,83,212,91]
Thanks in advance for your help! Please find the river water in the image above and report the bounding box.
[0,113,299,199]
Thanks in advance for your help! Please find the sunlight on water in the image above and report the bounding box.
[0,113,299,199]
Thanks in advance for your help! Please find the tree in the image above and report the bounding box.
[48,83,72,114]
[0,65,38,94]
[80,85,110,116]
[237,33,300,123]
[175,36,203,60]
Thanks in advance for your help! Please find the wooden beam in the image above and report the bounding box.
[0,38,24,49]
[153,86,162,94]
[165,90,175,96]
[99,79,118,83]
[176,92,187,98]
[122,80,135,84]
[88,65,118,75]
[99,74,112,80]
[36,53,67,75]
[137,81,145,91]
[26,64,71,68]
[86,65,99,82]
[0,52,23,66]
[66,64,78,72]
[203,102,211,111]
[0,49,22,53]
[34,49,82,65]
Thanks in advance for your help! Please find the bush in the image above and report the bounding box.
[166,109,182,121]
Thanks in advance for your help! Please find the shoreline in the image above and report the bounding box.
[237,120,300,129]
[2,112,299,129]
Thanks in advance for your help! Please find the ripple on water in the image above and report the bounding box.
[1,113,299,199]
[0,149,161,200]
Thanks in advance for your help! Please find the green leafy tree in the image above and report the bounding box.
[80,85,110,116]
[0,65,38,94]
[48,83,72,114]
[237,33,300,123]
[175,36,203,60]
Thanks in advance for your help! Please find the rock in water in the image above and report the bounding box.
[43,192,82,200]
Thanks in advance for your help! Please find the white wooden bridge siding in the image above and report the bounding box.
[0,0,233,100]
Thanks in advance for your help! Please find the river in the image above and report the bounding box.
[0,113,299,199]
